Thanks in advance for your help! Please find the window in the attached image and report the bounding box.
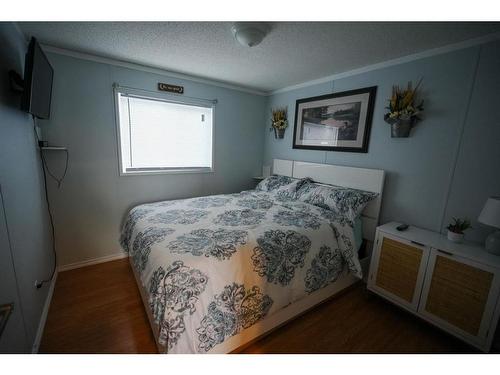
[115,86,214,175]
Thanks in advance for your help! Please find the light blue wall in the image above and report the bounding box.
[30,37,500,269]
[42,52,266,266]
[0,22,53,352]
[0,188,26,353]
[263,41,500,243]
[443,41,500,243]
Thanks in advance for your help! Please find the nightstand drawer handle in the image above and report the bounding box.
[437,249,453,256]
[410,240,425,247]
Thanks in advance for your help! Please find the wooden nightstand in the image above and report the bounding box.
[367,222,500,352]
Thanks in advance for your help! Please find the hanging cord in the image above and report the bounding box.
[32,115,68,288]
[43,149,69,188]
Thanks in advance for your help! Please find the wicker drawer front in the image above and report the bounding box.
[425,255,494,336]
[375,237,423,303]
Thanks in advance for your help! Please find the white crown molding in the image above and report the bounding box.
[270,31,500,95]
[39,31,500,97]
[41,44,268,96]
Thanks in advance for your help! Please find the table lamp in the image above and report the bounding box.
[478,197,500,255]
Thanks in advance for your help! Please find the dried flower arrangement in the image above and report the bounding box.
[384,79,424,137]
[270,107,288,139]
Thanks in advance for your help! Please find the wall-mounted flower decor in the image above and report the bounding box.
[384,79,424,138]
[270,107,288,139]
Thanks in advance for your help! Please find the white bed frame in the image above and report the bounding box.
[131,158,385,354]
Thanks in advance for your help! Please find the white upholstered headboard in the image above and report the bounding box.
[273,159,385,242]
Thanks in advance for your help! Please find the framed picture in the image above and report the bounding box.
[292,86,377,153]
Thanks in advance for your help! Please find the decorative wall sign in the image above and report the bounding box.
[158,82,184,94]
[293,86,377,153]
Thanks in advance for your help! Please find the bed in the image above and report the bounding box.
[120,159,385,353]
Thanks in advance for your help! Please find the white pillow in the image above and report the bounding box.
[297,183,378,223]
[255,175,295,192]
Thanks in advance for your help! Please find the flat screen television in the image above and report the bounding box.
[21,37,54,119]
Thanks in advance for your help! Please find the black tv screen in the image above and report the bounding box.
[21,37,54,119]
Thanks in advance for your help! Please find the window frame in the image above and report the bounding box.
[113,84,216,176]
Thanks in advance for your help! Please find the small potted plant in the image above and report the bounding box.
[270,107,288,139]
[384,79,424,138]
[446,217,472,243]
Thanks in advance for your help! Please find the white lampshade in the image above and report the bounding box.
[478,197,500,229]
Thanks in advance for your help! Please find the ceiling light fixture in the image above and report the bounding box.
[231,22,269,48]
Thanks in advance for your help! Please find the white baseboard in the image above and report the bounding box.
[32,271,58,354]
[57,252,128,272]
[30,252,129,353]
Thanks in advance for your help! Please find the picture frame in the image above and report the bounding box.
[292,86,377,153]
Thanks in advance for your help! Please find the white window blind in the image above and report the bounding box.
[115,87,214,175]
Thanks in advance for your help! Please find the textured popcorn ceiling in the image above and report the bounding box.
[18,22,500,93]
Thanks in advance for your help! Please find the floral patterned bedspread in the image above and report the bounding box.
[120,190,362,353]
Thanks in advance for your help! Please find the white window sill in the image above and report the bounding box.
[120,167,214,177]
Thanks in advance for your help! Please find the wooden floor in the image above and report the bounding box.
[40,258,479,354]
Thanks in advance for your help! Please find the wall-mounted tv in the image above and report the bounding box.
[21,37,54,119]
